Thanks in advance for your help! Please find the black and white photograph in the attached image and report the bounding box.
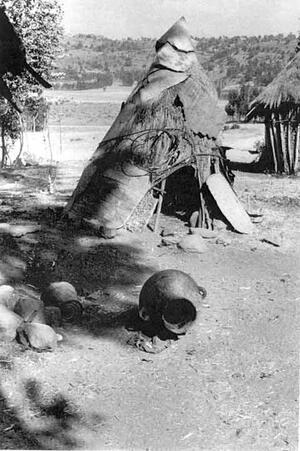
[0,0,299,449]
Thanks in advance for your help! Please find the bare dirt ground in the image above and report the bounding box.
[0,90,299,450]
[0,161,299,451]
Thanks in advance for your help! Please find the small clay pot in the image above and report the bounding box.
[41,282,83,322]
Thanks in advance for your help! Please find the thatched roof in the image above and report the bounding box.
[246,52,300,119]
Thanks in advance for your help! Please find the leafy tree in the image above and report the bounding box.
[228,89,240,105]
[0,99,20,166]
[239,84,250,116]
[24,95,49,132]
[124,56,132,67]
[225,84,262,121]
[120,70,134,86]
[0,0,62,165]
[224,102,235,118]
[295,33,300,54]
[226,86,250,121]
[97,71,113,89]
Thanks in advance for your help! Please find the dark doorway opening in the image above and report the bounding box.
[161,166,200,222]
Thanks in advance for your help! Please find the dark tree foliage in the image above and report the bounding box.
[53,32,297,91]
[296,33,300,54]
[24,95,49,132]
[225,85,261,121]
[119,70,134,86]
[0,0,62,165]
[224,102,235,118]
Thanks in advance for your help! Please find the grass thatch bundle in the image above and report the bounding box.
[248,53,300,112]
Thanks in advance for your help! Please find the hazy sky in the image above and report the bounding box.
[59,0,300,38]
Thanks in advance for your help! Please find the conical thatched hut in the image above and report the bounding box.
[65,18,253,237]
[246,52,300,174]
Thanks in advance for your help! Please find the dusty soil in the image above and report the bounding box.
[0,160,299,450]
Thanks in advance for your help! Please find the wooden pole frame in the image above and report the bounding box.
[269,120,278,173]
[294,122,300,173]
[153,178,166,233]
[274,113,284,173]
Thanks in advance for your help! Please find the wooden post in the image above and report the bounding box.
[290,110,299,174]
[196,159,205,228]
[269,121,278,173]
[262,120,275,172]
[198,191,204,228]
[282,113,290,173]
[153,178,166,233]
[274,113,284,172]
[294,123,300,173]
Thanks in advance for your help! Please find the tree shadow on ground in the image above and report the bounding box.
[0,204,158,346]
[0,166,66,225]
[0,375,86,450]
[0,166,52,206]
[0,166,52,185]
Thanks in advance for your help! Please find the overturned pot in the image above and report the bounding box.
[41,281,83,322]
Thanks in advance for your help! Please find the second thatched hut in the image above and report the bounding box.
[246,52,300,175]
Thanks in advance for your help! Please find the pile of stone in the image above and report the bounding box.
[0,281,83,351]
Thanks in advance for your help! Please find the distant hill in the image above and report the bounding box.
[52,33,297,97]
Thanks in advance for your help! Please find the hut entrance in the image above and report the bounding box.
[161,166,200,223]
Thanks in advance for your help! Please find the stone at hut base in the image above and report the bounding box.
[190,227,218,239]
[213,219,227,231]
[178,234,208,253]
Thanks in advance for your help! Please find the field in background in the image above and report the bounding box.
[20,126,108,163]
[44,85,132,104]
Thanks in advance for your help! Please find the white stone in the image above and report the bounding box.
[178,235,208,253]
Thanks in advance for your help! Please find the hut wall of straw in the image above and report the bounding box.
[261,107,299,174]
